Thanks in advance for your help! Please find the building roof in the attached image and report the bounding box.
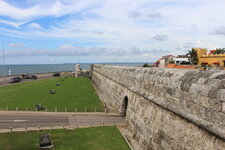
[166,64,196,69]
[157,54,174,62]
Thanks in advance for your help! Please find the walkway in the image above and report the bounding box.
[0,112,125,130]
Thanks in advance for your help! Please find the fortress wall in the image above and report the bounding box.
[92,65,225,150]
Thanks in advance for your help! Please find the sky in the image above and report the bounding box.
[0,0,225,64]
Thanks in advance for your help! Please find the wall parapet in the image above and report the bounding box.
[92,65,225,140]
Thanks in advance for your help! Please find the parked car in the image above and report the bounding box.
[53,73,60,77]
[9,77,22,83]
[22,74,30,79]
[30,75,37,80]
[22,74,37,80]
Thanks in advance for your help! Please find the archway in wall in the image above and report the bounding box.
[121,96,128,117]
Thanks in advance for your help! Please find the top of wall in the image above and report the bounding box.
[93,65,225,102]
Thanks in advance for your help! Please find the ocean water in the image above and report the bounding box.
[0,63,146,77]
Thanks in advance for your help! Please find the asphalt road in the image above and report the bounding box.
[0,74,53,87]
[0,114,125,129]
[0,115,69,129]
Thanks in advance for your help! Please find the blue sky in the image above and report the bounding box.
[0,0,225,64]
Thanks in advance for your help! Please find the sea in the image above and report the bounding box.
[0,63,147,77]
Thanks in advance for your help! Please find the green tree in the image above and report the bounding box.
[213,48,225,54]
[186,48,198,65]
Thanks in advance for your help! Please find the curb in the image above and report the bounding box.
[117,126,134,150]
[0,111,120,117]
[0,123,126,133]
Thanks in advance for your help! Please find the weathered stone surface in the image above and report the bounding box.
[92,65,225,150]
[217,89,225,102]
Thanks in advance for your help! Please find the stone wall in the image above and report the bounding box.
[75,70,90,77]
[92,65,225,150]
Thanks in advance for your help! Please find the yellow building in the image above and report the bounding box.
[194,48,225,67]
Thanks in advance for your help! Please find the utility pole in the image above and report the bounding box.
[77,55,80,64]
[2,40,5,81]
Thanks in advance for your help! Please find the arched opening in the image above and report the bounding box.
[121,96,128,117]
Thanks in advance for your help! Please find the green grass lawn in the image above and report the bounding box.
[0,126,130,150]
[0,77,103,112]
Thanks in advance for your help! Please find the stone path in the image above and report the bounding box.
[0,113,125,131]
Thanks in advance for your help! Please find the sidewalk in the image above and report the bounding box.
[0,111,120,117]
[0,123,126,133]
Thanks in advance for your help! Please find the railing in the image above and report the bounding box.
[4,106,106,113]
[201,53,225,57]
[1,122,125,133]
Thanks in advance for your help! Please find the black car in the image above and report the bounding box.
[22,74,30,79]
[22,74,37,80]
[9,77,22,83]
[53,73,60,77]
[30,75,37,80]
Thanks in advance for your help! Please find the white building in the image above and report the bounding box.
[173,57,190,65]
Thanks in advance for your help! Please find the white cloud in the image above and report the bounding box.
[0,19,25,28]
[9,43,23,48]
[4,44,170,60]
[211,27,225,36]
[1,0,225,63]
[27,23,41,28]
[0,0,98,20]
[153,34,168,41]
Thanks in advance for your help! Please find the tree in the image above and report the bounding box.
[186,48,198,65]
[213,48,225,54]
[142,63,150,67]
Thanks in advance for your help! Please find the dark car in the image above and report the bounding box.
[22,74,37,80]
[30,75,37,80]
[53,73,60,77]
[22,74,30,79]
[9,77,22,83]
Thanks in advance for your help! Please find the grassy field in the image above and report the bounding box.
[0,77,103,112]
[0,126,130,150]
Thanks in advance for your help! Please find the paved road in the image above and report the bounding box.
[0,74,53,87]
[69,116,125,126]
[0,115,69,129]
[0,114,125,129]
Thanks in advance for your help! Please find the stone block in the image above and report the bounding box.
[217,89,225,102]
[161,140,172,150]
[223,102,225,113]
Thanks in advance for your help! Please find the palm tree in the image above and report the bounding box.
[186,48,198,65]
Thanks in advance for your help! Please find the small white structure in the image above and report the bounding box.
[173,58,189,65]
[8,70,11,76]
[75,64,90,77]
[159,59,166,68]
[157,55,175,68]
[75,64,81,72]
